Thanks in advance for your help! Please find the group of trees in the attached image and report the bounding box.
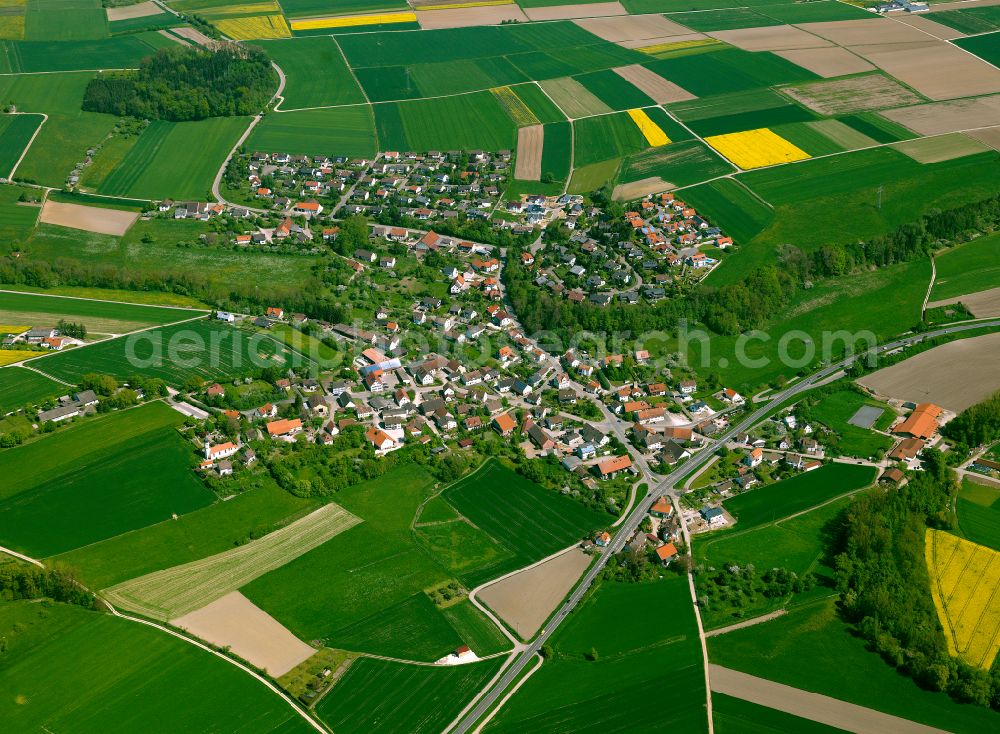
[834,450,1000,707]
[0,565,95,609]
[942,391,1000,450]
[83,45,276,121]
[56,319,86,339]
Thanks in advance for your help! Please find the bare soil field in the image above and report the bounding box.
[575,13,691,43]
[620,32,708,49]
[708,25,830,52]
[170,26,215,47]
[799,18,931,45]
[927,287,1000,318]
[783,74,922,116]
[880,96,1000,136]
[477,547,591,639]
[889,14,967,40]
[38,200,138,237]
[103,503,361,621]
[857,332,1000,412]
[172,591,316,677]
[416,5,528,29]
[525,1,626,21]
[539,76,612,118]
[613,175,674,200]
[774,46,875,77]
[805,119,879,149]
[514,124,543,180]
[965,125,1000,151]
[892,132,991,163]
[159,29,191,46]
[851,40,1000,100]
[106,1,163,21]
[931,0,1000,10]
[614,64,695,102]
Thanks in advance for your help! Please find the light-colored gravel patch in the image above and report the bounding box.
[172,591,316,677]
[39,200,138,236]
[478,547,591,639]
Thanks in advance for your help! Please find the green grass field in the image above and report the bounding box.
[569,157,621,194]
[260,37,366,109]
[0,289,201,333]
[0,365,64,413]
[713,693,847,733]
[956,478,1000,552]
[0,182,40,241]
[0,32,165,73]
[930,232,1000,301]
[645,48,817,98]
[0,114,41,176]
[934,6,1000,34]
[707,598,1000,734]
[99,117,250,200]
[806,388,895,458]
[52,478,319,589]
[955,31,1000,67]
[317,657,504,734]
[443,460,608,585]
[574,69,654,110]
[0,600,314,733]
[376,92,517,152]
[243,464,510,660]
[681,177,773,245]
[488,576,707,732]
[721,463,875,531]
[30,319,301,385]
[511,82,566,124]
[573,111,646,168]
[24,0,107,41]
[0,425,213,557]
[540,120,572,183]
[249,106,377,157]
[619,139,734,189]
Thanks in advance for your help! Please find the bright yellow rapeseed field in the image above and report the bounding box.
[216,14,290,39]
[0,350,38,366]
[290,11,416,30]
[0,15,24,40]
[637,38,720,58]
[491,86,539,127]
[0,324,29,334]
[705,128,810,169]
[628,108,670,148]
[926,528,1000,669]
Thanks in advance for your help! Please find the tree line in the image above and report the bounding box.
[0,565,95,609]
[942,391,1000,450]
[82,45,276,121]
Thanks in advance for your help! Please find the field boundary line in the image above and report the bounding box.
[334,36,372,107]
[0,544,44,568]
[466,652,542,734]
[0,68,138,77]
[4,112,46,182]
[13,363,75,386]
[705,609,787,638]
[444,649,521,734]
[0,288,211,313]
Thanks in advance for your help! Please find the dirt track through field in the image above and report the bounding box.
[478,547,590,638]
[39,200,138,236]
[614,64,695,103]
[927,287,1000,318]
[103,503,361,620]
[172,591,316,677]
[709,665,948,733]
[515,125,543,181]
[857,332,1000,412]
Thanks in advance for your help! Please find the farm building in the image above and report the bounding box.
[893,403,942,440]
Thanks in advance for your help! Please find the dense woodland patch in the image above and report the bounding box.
[82,45,276,122]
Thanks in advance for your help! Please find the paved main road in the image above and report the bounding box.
[449,318,1000,733]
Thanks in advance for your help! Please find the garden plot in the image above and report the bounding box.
[415,4,527,28]
[103,502,361,621]
[892,133,991,163]
[774,46,874,77]
[540,76,612,118]
[477,547,591,639]
[172,591,316,677]
[851,40,1000,100]
[858,332,1000,412]
[708,25,830,52]
[106,1,162,21]
[879,95,1000,136]
[38,200,137,236]
[574,13,691,43]
[524,1,626,21]
[614,64,694,102]
[514,124,543,180]
[782,74,922,116]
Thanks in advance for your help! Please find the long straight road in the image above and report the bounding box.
[449,317,1000,733]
